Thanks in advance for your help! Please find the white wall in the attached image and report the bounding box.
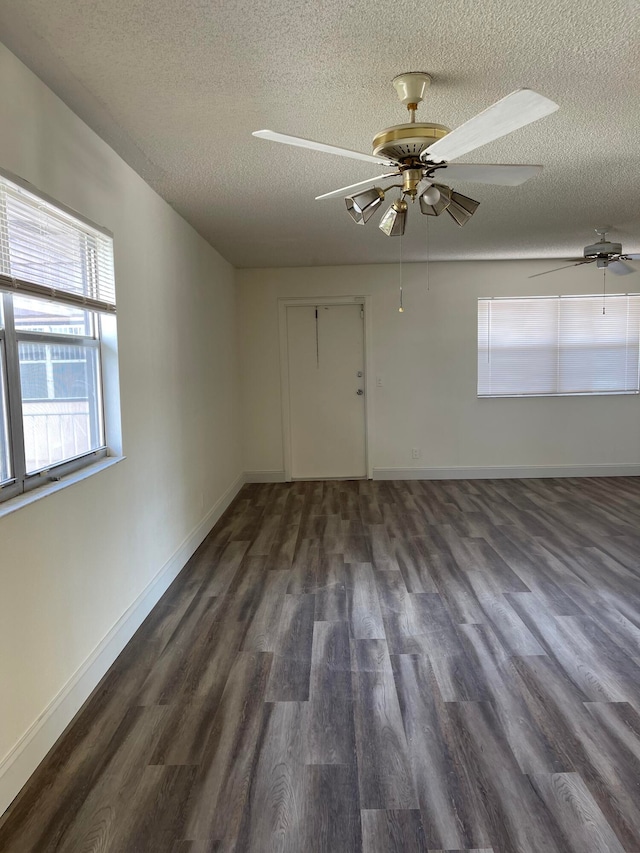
[238,262,640,477]
[0,44,243,811]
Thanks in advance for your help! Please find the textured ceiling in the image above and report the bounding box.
[0,0,639,268]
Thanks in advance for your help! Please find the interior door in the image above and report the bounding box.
[286,303,366,479]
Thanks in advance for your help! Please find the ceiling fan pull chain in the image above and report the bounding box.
[425,213,430,292]
[603,267,607,315]
[399,232,404,312]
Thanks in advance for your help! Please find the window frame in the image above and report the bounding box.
[0,291,108,503]
[0,312,14,490]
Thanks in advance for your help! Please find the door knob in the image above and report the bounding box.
[356,389,364,395]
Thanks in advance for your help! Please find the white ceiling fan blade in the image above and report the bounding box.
[315,173,400,201]
[622,253,640,260]
[528,259,592,279]
[609,260,636,276]
[435,163,543,186]
[252,130,395,166]
[424,89,559,164]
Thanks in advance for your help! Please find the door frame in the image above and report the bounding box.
[278,295,373,481]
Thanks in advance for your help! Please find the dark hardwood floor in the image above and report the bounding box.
[2,476,640,852]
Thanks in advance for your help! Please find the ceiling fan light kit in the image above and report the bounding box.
[253,71,559,239]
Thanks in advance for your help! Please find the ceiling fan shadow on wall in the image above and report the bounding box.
[252,72,559,236]
[529,229,640,278]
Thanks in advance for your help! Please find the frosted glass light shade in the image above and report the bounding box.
[419,183,452,217]
[446,191,480,226]
[345,187,385,224]
[379,199,408,236]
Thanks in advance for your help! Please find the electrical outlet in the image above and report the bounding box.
[411,448,421,460]
[376,376,383,387]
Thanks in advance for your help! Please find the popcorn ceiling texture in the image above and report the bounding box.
[0,0,638,268]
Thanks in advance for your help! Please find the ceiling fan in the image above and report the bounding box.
[530,228,640,278]
[253,72,559,236]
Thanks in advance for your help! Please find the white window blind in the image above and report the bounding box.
[0,172,115,314]
[478,295,640,397]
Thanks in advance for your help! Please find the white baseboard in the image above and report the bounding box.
[0,472,245,819]
[373,464,640,480]
[244,470,287,483]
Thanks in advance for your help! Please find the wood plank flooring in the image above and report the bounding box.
[2,476,640,852]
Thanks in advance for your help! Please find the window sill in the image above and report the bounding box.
[0,455,125,520]
[478,391,640,399]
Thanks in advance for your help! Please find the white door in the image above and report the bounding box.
[286,303,366,479]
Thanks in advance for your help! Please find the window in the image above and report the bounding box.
[478,294,640,397]
[0,170,117,504]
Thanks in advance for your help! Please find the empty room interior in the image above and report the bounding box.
[1,1,640,851]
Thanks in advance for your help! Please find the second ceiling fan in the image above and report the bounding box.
[530,229,640,278]
[253,72,559,236]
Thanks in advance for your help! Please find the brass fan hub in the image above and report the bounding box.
[402,168,424,197]
[372,122,450,162]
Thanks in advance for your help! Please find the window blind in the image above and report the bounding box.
[478,295,640,397]
[0,173,115,314]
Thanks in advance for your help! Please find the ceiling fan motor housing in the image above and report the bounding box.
[372,122,450,162]
[584,240,622,259]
